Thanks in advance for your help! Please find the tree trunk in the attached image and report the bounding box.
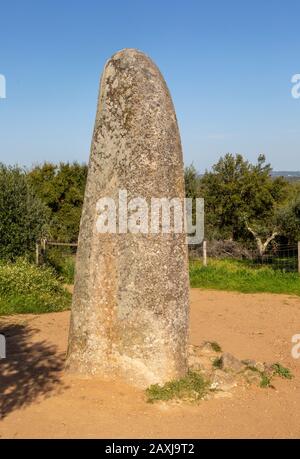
[246,225,278,257]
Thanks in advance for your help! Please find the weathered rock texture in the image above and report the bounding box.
[66,49,189,387]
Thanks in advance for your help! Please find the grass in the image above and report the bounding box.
[0,258,71,315]
[55,255,75,284]
[146,371,209,403]
[190,258,300,296]
[46,248,76,283]
[259,372,273,388]
[146,363,294,403]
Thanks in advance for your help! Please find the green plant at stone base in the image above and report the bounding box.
[247,363,293,389]
[259,372,273,389]
[272,363,294,380]
[146,371,209,403]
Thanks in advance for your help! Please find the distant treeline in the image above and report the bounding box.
[271,171,300,182]
[0,154,299,260]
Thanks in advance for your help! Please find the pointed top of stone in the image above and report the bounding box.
[103,48,166,89]
[110,47,153,61]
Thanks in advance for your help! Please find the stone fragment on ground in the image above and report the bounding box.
[220,352,246,373]
[188,342,291,399]
[210,369,238,391]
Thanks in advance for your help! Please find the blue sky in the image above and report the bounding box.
[0,0,299,172]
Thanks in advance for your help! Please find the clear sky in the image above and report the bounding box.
[0,0,300,172]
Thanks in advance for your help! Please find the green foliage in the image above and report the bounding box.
[189,259,300,296]
[0,164,49,260]
[259,373,273,388]
[28,162,87,242]
[185,164,202,200]
[0,258,71,315]
[272,363,293,380]
[278,196,300,243]
[185,164,203,226]
[199,154,287,241]
[146,371,209,403]
[46,247,75,283]
[245,366,274,388]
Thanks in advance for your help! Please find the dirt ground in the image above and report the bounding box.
[1,289,300,439]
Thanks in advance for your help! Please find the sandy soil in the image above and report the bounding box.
[1,289,300,439]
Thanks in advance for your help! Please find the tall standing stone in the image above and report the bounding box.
[66,49,189,387]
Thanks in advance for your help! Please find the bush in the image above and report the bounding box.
[0,259,71,315]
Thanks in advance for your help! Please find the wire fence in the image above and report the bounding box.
[189,241,300,273]
[253,244,299,272]
[36,239,78,282]
[37,239,300,275]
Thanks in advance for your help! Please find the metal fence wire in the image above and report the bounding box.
[189,241,300,273]
[254,244,299,273]
[37,239,300,274]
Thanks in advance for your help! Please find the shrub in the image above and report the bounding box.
[0,259,71,315]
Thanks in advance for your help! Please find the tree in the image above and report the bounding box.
[28,162,88,242]
[277,195,300,243]
[244,222,279,256]
[0,164,49,260]
[200,154,287,251]
[184,164,202,200]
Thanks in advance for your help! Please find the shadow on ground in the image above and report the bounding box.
[0,322,66,419]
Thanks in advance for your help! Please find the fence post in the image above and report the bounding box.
[298,241,300,274]
[42,238,47,262]
[203,240,207,267]
[35,242,39,266]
